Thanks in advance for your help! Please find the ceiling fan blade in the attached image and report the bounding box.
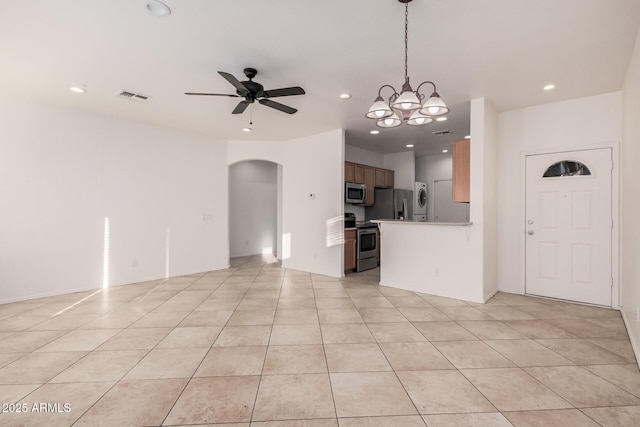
[261,87,306,98]
[232,100,250,114]
[184,92,239,97]
[259,98,297,114]
[218,71,249,95]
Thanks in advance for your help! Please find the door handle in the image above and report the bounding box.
[527,230,534,236]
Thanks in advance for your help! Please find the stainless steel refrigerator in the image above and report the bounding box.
[365,188,414,221]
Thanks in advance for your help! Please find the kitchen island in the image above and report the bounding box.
[372,219,490,303]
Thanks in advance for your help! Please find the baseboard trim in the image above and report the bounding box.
[620,310,640,370]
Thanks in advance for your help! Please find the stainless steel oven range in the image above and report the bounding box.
[356,224,378,272]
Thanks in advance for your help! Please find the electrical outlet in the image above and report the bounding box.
[636,308,640,323]
[131,258,138,267]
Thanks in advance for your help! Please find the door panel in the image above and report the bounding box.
[525,148,612,306]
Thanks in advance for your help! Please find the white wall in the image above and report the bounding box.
[378,222,485,303]
[283,131,344,276]
[0,96,229,303]
[383,151,415,190]
[478,100,499,299]
[228,129,344,278]
[621,29,640,362]
[470,98,499,300]
[497,92,622,295]
[415,153,453,221]
[345,144,383,167]
[229,160,277,258]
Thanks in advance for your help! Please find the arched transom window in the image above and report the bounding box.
[542,160,592,178]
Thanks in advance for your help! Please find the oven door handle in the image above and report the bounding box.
[358,228,377,235]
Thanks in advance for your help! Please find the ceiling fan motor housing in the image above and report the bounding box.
[239,80,264,101]
[239,68,263,101]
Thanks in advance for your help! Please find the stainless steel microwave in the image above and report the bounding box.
[345,183,366,203]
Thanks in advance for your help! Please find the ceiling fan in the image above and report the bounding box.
[185,67,305,115]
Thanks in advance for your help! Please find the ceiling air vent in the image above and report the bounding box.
[432,130,451,136]
[116,90,149,103]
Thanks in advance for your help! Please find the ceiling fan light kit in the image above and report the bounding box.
[366,0,449,128]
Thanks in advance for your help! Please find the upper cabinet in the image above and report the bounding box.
[374,168,394,189]
[354,164,366,184]
[452,139,470,203]
[345,162,393,187]
[345,161,395,205]
[345,162,355,183]
[363,167,375,206]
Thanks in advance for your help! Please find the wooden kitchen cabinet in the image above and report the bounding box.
[375,168,386,187]
[385,169,394,188]
[345,161,394,189]
[363,167,375,206]
[354,164,365,184]
[345,162,355,182]
[375,167,395,188]
[452,139,470,203]
[344,229,356,272]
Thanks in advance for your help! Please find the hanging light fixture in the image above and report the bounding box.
[366,0,449,128]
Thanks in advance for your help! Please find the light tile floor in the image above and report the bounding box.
[0,254,639,426]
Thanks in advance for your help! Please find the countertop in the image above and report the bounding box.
[371,219,473,226]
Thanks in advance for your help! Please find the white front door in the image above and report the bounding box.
[525,148,612,306]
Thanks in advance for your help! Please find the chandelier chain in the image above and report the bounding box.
[364,0,449,126]
[404,1,409,82]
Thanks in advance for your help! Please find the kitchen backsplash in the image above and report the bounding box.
[344,204,365,222]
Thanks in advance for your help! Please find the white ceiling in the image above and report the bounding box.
[1,0,639,156]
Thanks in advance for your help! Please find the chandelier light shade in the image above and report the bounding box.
[392,80,422,111]
[366,95,394,119]
[407,109,434,126]
[377,111,403,128]
[366,0,449,128]
[420,92,450,116]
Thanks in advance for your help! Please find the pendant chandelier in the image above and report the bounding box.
[366,0,449,128]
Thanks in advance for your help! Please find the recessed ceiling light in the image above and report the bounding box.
[436,117,447,122]
[442,149,449,153]
[242,127,252,132]
[406,144,414,148]
[69,83,87,93]
[339,93,352,99]
[543,84,556,91]
[370,130,380,135]
[146,0,171,17]
[464,135,471,139]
